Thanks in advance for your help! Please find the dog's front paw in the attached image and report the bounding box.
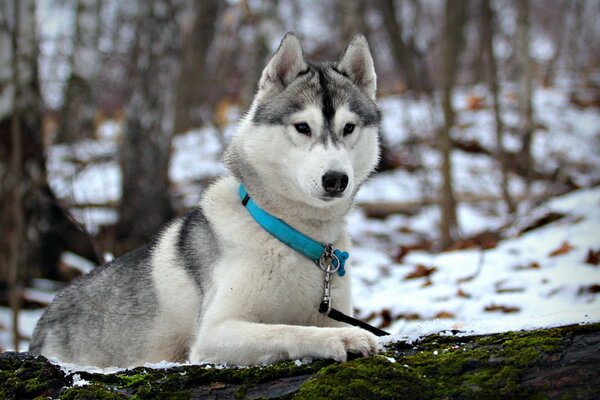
[325,328,379,362]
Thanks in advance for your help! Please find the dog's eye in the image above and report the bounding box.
[343,123,355,135]
[294,123,311,136]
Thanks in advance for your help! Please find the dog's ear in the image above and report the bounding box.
[259,32,307,92]
[338,35,377,100]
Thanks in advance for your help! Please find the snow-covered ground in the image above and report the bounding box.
[1,83,599,358]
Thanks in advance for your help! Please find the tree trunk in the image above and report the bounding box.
[2,323,599,398]
[173,0,222,134]
[516,0,535,193]
[438,0,468,249]
[481,0,515,214]
[337,0,367,46]
[0,1,69,284]
[0,0,101,349]
[56,0,101,143]
[376,0,431,94]
[116,0,179,251]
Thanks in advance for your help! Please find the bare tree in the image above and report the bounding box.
[438,0,469,248]
[0,0,99,349]
[116,0,180,251]
[481,0,515,214]
[56,0,102,143]
[337,0,368,45]
[376,0,431,94]
[173,0,222,134]
[516,0,535,193]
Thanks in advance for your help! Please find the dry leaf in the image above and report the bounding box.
[405,264,437,280]
[548,241,575,257]
[394,245,410,263]
[514,262,541,271]
[466,94,486,110]
[519,212,565,235]
[578,284,600,295]
[484,304,520,313]
[585,249,600,266]
[398,313,421,321]
[434,311,455,319]
[457,289,472,298]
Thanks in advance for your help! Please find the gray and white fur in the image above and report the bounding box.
[30,33,382,367]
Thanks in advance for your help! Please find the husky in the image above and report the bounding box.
[30,33,382,367]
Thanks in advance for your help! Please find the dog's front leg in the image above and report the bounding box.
[189,319,378,365]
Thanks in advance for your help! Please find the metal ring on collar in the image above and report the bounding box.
[318,253,340,273]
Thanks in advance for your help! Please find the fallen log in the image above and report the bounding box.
[1,322,598,399]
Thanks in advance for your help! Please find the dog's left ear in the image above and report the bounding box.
[259,32,307,92]
[338,35,377,100]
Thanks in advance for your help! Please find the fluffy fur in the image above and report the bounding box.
[30,33,382,367]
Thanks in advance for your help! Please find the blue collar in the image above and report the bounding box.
[239,185,348,277]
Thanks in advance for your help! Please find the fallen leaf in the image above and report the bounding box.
[585,249,600,265]
[514,261,541,271]
[394,245,410,263]
[548,241,575,257]
[457,289,472,298]
[380,309,393,328]
[519,212,565,235]
[448,231,499,251]
[434,311,455,319]
[484,304,520,313]
[421,278,433,288]
[466,94,486,110]
[397,313,421,321]
[496,287,526,294]
[578,284,600,295]
[404,264,437,280]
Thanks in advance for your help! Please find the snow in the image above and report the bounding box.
[1,83,598,368]
[350,186,600,338]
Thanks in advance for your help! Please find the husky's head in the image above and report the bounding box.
[226,33,380,212]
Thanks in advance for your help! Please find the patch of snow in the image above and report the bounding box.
[61,251,96,274]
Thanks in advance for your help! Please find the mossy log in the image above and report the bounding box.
[1,323,598,399]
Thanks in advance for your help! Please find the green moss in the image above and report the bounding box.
[60,384,128,400]
[0,353,67,399]
[297,356,433,399]
[295,324,598,399]
[1,323,597,399]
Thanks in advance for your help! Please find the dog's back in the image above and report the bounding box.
[30,210,218,367]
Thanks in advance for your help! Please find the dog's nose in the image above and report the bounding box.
[322,171,349,195]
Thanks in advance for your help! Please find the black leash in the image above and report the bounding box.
[320,302,390,336]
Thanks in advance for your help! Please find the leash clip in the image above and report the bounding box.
[317,244,341,274]
[319,263,335,315]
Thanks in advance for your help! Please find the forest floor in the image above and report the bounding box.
[0,80,599,356]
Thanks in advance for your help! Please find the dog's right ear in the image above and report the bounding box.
[259,32,307,92]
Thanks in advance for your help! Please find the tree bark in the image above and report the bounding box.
[2,323,599,398]
[481,0,515,214]
[516,0,535,193]
[0,0,90,288]
[173,0,222,134]
[337,0,367,46]
[116,0,180,251]
[376,0,431,94]
[56,0,101,143]
[438,0,468,249]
